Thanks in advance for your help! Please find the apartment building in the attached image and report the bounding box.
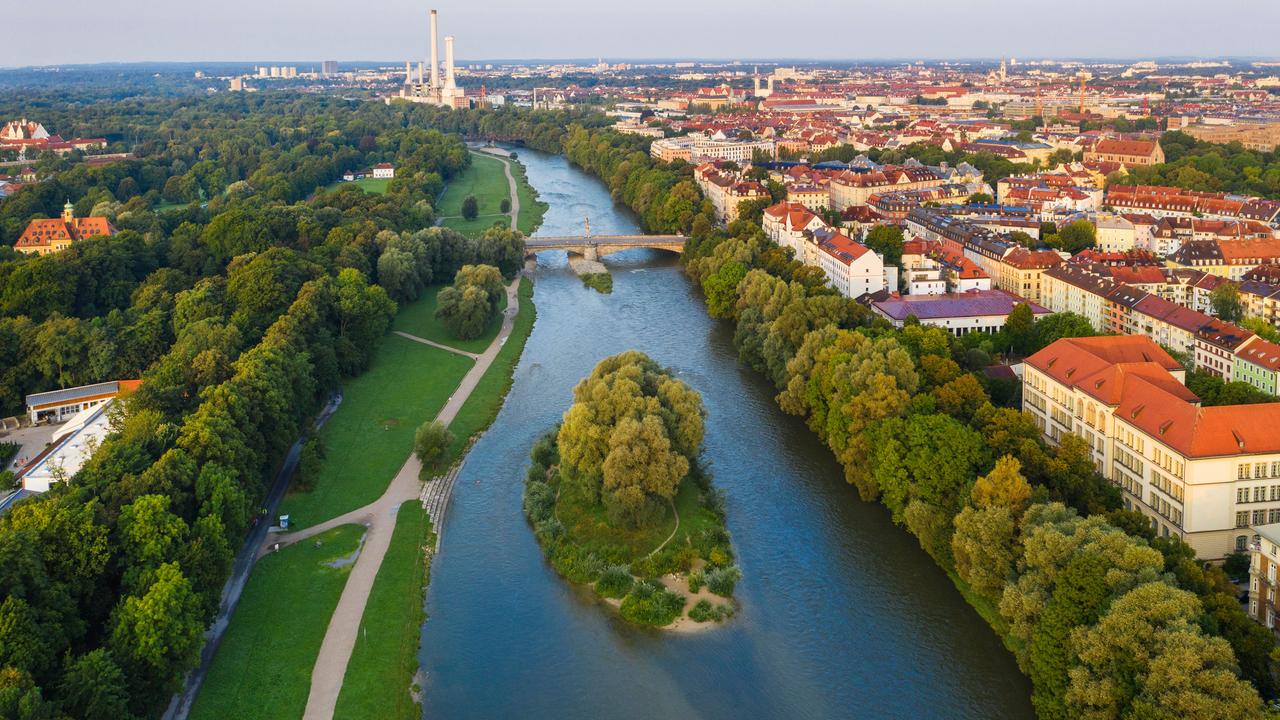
[1023,335,1280,559]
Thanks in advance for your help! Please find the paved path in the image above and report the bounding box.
[163,394,344,720]
[392,330,479,360]
[300,275,523,720]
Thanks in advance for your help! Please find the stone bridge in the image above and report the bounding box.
[523,234,686,261]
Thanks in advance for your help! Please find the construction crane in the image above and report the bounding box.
[1076,71,1092,114]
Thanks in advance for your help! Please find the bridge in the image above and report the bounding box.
[523,234,686,261]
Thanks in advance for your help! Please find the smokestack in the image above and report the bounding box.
[418,62,424,86]
[405,61,412,85]
[445,35,456,89]
[429,9,439,90]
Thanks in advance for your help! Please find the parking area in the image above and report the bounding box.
[2,422,63,475]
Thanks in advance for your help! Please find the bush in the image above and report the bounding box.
[531,431,559,468]
[705,565,742,597]
[619,580,685,626]
[293,436,325,491]
[688,599,733,623]
[595,565,634,598]
[500,198,511,213]
[523,480,556,522]
[1224,551,1251,581]
[580,273,613,294]
[687,570,705,593]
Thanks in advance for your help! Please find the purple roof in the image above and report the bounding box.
[872,289,1049,321]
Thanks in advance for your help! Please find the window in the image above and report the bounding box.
[1258,486,1267,503]
[1256,510,1268,526]
[1239,515,1252,530]
[1239,533,1250,549]
[1241,464,1252,480]
[1240,488,1252,504]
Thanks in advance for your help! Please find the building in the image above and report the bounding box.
[694,163,769,224]
[1168,239,1280,281]
[1249,523,1280,634]
[371,163,395,179]
[1023,335,1280,559]
[1236,337,1280,396]
[812,227,889,299]
[15,401,116,493]
[650,132,775,164]
[14,202,116,255]
[762,201,825,254]
[395,9,468,108]
[322,60,338,76]
[869,288,1049,335]
[24,379,140,424]
[1084,138,1165,167]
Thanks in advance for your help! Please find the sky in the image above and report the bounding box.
[4,0,1280,68]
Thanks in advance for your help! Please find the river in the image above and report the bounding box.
[417,147,1034,719]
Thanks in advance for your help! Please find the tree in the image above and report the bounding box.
[971,455,1033,516]
[499,198,511,214]
[1210,283,1243,323]
[1028,553,1109,720]
[1066,582,1264,720]
[1053,220,1096,255]
[864,224,905,266]
[59,649,135,720]
[461,195,479,220]
[434,284,491,340]
[967,192,994,204]
[109,562,204,703]
[952,505,1017,597]
[701,260,747,319]
[556,351,705,526]
[1033,312,1095,350]
[1008,230,1036,248]
[1003,303,1038,356]
[414,420,454,472]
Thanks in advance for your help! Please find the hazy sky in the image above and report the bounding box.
[4,0,1280,67]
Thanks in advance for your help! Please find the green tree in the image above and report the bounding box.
[461,195,479,220]
[1052,220,1096,255]
[864,224,905,266]
[414,420,454,472]
[59,649,135,720]
[434,284,491,340]
[967,192,994,204]
[952,505,1017,597]
[109,562,204,704]
[1210,283,1244,322]
[702,260,747,319]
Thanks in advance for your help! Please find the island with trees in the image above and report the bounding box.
[523,351,740,629]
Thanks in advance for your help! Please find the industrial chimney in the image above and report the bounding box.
[445,35,456,90]
[429,9,440,90]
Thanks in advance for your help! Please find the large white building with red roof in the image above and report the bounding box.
[1023,335,1280,559]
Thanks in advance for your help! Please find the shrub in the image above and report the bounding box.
[629,555,657,579]
[293,436,325,491]
[596,565,635,598]
[705,565,742,597]
[619,580,685,626]
[688,599,733,623]
[580,273,613,294]
[688,570,705,593]
[523,480,556,522]
[500,198,511,213]
[531,431,559,467]
[707,546,732,568]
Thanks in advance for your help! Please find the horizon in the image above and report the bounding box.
[4,0,1279,68]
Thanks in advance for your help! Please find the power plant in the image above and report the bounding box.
[397,8,467,107]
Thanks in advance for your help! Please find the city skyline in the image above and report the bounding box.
[4,0,1280,67]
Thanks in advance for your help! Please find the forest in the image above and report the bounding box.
[0,92,525,718]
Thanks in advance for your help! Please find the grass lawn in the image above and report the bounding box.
[439,277,534,464]
[189,524,366,720]
[391,283,508,355]
[334,503,433,720]
[508,157,547,235]
[279,334,473,529]
[323,177,391,195]
[438,153,511,235]
[556,474,677,562]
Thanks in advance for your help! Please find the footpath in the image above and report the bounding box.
[299,276,522,720]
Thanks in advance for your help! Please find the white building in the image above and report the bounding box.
[372,163,395,179]
[16,400,115,493]
[812,227,891,299]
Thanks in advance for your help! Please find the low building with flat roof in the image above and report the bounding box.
[15,400,115,493]
[869,288,1049,335]
[25,379,139,424]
